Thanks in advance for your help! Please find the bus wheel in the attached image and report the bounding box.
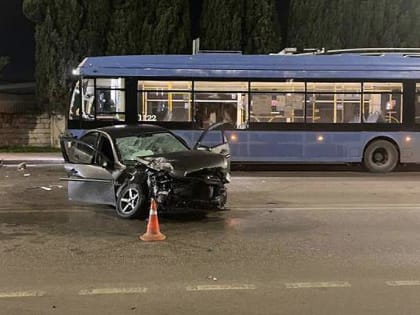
[363,140,399,173]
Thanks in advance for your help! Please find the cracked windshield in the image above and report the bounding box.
[116,132,188,162]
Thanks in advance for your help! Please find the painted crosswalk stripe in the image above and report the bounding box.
[285,282,351,289]
[386,280,420,287]
[186,284,256,291]
[79,287,148,295]
[0,291,46,298]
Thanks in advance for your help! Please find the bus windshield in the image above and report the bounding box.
[69,79,95,120]
[69,78,125,121]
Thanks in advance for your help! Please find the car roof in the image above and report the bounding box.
[94,124,169,138]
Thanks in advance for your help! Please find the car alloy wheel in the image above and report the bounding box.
[116,183,145,219]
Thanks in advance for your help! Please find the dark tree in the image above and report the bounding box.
[23,0,111,113]
[200,0,243,51]
[22,0,47,23]
[0,56,9,72]
[288,0,342,49]
[244,0,281,53]
[24,0,192,112]
[78,0,112,56]
[288,0,420,50]
[107,0,191,55]
[106,0,146,54]
[24,0,82,112]
[397,0,420,47]
[152,0,191,54]
[200,0,281,53]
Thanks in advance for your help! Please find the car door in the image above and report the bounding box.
[60,131,116,206]
[194,122,231,159]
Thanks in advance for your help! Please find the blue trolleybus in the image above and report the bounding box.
[67,49,420,172]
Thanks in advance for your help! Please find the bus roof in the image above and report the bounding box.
[75,53,420,80]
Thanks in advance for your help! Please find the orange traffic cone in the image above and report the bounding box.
[139,198,166,241]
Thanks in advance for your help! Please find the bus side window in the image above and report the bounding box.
[95,78,125,121]
[415,88,420,123]
[194,93,247,129]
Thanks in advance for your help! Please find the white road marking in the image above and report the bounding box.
[285,281,351,289]
[78,287,148,295]
[0,291,46,298]
[6,280,420,297]
[186,284,256,291]
[386,280,420,287]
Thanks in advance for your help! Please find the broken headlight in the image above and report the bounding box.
[147,157,174,173]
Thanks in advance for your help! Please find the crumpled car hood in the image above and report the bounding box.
[149,150,226,177]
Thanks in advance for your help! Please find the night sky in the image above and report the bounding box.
[0,0,35,82]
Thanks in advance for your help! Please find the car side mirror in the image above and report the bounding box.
[196,145,210,151]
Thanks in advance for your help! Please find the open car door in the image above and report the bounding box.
[60,135,116,206]
[193,122,231,161]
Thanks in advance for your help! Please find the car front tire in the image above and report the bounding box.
[116,183,147,219]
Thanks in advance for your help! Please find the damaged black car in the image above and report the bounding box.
[60,123,231,219]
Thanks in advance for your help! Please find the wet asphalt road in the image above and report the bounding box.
[2,165,420,314]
